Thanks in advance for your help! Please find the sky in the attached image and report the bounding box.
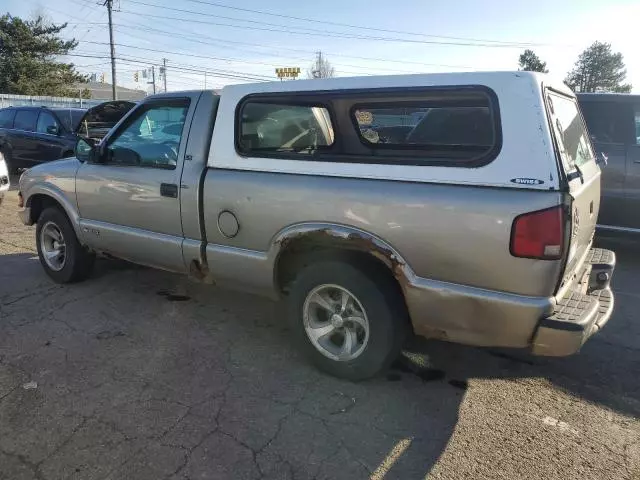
[4,0,640,93]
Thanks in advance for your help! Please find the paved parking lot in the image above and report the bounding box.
[1,187,639,480]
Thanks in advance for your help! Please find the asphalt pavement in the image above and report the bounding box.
[1,187,639,480]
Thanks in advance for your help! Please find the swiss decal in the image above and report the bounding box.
[510,178,545,185]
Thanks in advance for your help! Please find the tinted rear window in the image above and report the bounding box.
[239,102,334,154]
[14,110,38,131]
[354,105,493,150]
[579,100,634,144]
[0,109,15,128]
[236,87,501,167]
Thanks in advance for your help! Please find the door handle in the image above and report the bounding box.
[160,183,178,198]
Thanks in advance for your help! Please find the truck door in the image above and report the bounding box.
[11,109,39,167]
[34,110,69,162]
[624,102,640,230]
[579,99,631,229]
[75,94,199,272]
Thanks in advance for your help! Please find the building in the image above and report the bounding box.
[79,82,147,101]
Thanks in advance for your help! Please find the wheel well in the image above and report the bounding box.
[275,237,412,332]
[28,194,64,224]
[275,236,406,300]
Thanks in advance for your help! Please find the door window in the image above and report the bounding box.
[0,109,15,128]
[547,93,594,169]
[634,106,640,145]
[36,111,60,134]
[106,101,190,169]
[13,110,38,132]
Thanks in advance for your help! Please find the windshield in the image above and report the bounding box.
[547,92,594,170]
[53,109,87,132]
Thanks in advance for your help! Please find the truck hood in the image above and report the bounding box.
[75,100,135,140]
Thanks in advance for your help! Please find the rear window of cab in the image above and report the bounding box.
[236,86,502,167]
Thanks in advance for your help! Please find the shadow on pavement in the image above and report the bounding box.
[1,242,638,479]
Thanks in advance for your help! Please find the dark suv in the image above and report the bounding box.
[0,102,135,172]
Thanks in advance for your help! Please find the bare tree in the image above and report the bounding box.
[307,51,335,79]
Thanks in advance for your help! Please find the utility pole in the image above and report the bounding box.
[104,0,117,100]
[312,51,322,79]
[162,58,167,92]
[151,66,156,94]
[204,71,207,89]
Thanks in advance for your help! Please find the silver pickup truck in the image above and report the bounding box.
[18,72,616,380]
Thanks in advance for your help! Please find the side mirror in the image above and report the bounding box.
[46,125,59,135]
[110,147,141,166]
[75,137,97,163]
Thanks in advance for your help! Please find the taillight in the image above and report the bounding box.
[510,206,565,260]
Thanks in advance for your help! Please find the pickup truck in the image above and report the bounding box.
[18,72,616,380]
[577,93,640,233]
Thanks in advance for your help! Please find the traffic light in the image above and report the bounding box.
[134,71,139,82]
[100,73,105,83]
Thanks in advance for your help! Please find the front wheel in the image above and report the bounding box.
[287,260,408,381]
[36,207,95,283]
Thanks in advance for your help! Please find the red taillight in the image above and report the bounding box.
[510,206,565,260]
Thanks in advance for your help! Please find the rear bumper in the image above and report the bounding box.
[531,248,616,356]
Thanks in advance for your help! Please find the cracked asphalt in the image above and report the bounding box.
[1,185,639,480]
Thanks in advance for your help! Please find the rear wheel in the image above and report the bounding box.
[36,207,95,283]
[287,260,408,381]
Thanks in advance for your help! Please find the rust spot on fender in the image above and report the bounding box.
[277,227,410,288]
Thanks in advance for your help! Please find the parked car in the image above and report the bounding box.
[577,93,640,233]
[18,72,616,380]
[0,102,135,172]
[0,151,9,205]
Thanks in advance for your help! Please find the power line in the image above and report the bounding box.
[111,24,440,75]
[114,23,475,70]
[178,0,550,47]
[118,8,537,48]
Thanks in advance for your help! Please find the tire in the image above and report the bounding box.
[287,260,408,381]
[36,207,95,283]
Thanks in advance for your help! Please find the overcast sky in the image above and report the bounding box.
[5,0,639,93]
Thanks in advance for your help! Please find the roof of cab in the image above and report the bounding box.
[220,71,572,97]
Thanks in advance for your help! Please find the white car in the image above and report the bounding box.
[0,151,9,205]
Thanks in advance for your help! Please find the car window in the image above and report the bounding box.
[0,109,15,128]
[579,100,633,144]
[351,102,495,163]
[36,111,60,134]
[634,106,640,145]
[13,110,38,131]
[53,109,86,132]
[239,102,334,154]
[107,101,190,169]
[354,105,493,148]
[548,93,594,169]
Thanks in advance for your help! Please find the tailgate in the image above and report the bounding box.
[546,91,600,291]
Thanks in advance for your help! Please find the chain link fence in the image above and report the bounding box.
[0,94,104,109]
